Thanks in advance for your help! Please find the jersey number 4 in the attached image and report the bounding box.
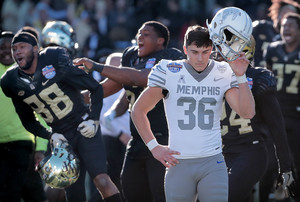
[221,102,253,136]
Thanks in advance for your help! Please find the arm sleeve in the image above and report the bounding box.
[57,47,103,120]
[257,91,292,172]
[12,97,51,139]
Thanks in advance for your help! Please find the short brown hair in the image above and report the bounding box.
[184,25,212,48]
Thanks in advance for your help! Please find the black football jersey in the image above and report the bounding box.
[252,20,279,67]
[1,47,103,137]
[222,66,292,170]
[222,67,275,153]
[121,46,185,157]
[264,41,300,119]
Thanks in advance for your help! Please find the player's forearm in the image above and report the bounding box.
[238,83,255,118]
[88,84,103,120]
[110,93,129,118]
[100,64,149,87]
[131,104,156,144]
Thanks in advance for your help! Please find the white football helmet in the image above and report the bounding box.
[41,21,79,56]
[38,142,80,189]
[206,7,253,61]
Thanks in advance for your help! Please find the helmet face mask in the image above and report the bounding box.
[242,35,256,66]
[38,142,80,189]
[207,7,253,62]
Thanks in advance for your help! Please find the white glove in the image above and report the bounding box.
[103,110,116,131]
[78,120,99,138]
[50,133,67,147]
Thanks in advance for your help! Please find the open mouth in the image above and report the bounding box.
[17,57,24,63]
[283,33,292,41]
[138,43,144,49]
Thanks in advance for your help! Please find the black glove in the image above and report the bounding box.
[275,171,296,199]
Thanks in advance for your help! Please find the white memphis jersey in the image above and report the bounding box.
[148,59,238,159]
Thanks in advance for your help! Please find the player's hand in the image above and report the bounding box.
[50,133,68,147]
[73,57,95,72]
[151,145,180,168]
[228,52,249,76]
[78,120,99,138]
[275,171,296,199]
[34,151,45,171]
[103,110,116,131]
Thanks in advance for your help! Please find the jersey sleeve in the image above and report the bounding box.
[254,69,292,171]
[12,97,52,139]
[256,90,292,172]
[56,47,103,120]
[148,60,168,89]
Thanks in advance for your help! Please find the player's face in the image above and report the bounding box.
[11,42,35,70]
[0,37,14,66]
[280,17,300,45]
[184,43,213,72]
[136,25,164,58]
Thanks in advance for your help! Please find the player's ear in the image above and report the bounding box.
[183,46,187,55]
[157,37,164,46]
[33,45,39,54]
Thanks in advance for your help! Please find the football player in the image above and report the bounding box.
[74,20,185,202]
[130,7,255,201]
[40,20,87,202]
[264,12,300,201]
[0,31,45,202]
[0,31,122,202]
[220,36,294,202]
[252,0,300,67]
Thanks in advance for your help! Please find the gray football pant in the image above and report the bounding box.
[165,153,228,202]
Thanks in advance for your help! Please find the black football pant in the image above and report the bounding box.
[224,142,268,202]
[0,141,33,202]
[285,117,300,202]
[121,155,166,202]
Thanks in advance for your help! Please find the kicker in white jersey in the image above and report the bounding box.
[148,59,238,159]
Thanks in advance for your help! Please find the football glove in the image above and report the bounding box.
[50,133,68,147]
[103,110,116,131]
[78,119,99,138]
[275,171,296,199]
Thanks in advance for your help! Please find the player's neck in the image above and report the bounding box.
[285,41,300,53]
[22,57,38,75]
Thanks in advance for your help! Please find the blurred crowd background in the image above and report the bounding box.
[0,0,272,61]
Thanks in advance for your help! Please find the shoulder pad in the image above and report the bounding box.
[251,67,276,96]
[268,40,283,49]
[158,48,185,61]
[121,46,138,66]
[253,20,273,29]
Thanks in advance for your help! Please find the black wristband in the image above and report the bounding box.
[93,63,105,73]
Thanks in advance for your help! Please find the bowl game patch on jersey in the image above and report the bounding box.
[42,65,56,79]
[145,58,156,69]
[167,62,182,73]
